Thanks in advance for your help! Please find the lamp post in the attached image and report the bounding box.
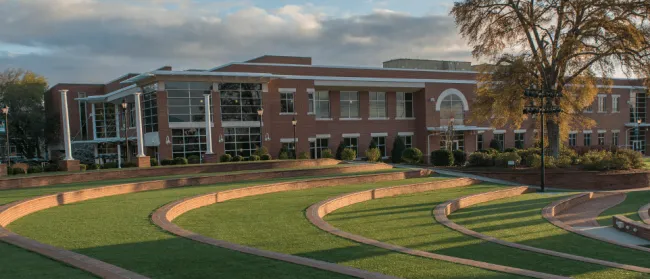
[257,108,264,151]
[1,105,8,165]
[523,86,562,192]
[292,117,297,159]
[121,99,129,164]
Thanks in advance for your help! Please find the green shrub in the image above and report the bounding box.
[556,156,573,168]
[611,153,633,170]
[150,158,158,166]
[260,154,272,161]
[479,148,500,156]
[219,154,232,163]
[401,148,423,164]
[187,155,201,164]
[28,166,44,173]
[365,148,381,162]
[431,150,454,166]
[44,163,60,172]
[504,147,518,153]
[88,163,100,170]
[321,149,334,159]
[298,152,310,159]
[489,139,501,151]
[581,150,612,171]
[278,152,289,160]
[391,136,406,163]
[78,165,86,172]
[12,167,26,175]
[103,162,118,169]
[529,154,557,169]
[248,155,261,161]
[232,155,244,162]
[123,162,137,168]
[341,148,357,161]
[468,152,494,167]
[173,157,188,165]
[616,149,644,169]
[161,159,174,166]
[452,150,467,166]
[335,141,345,160]
[517,148,541,167]
[494,152,522,167]
[254,146,269,156]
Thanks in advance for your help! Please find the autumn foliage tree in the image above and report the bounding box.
[452,0,650,156]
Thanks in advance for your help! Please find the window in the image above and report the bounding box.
[94,103,117,138]
[569,134,577,147]
[598,132,605,145]
[612,132,619,146]
[340,91,359,119]
[97,143,118,157]
[494,133,505,151]
[171,128,207,160]
[612,95,620,113]
[78,92,88,140]
[128,102,136,128]
[143,83,158,133]
[281,142,295,158]
[219,83,261,122]
[397,92,414,118]
[224,127,261,157]
[584,103,593,113]
[515,133,525,149]
[584,133,591,146]
[310,138,329,159]
[441,131,465,151]
[369,92,387,118]
[597,95,606,113]
[372,136,387,157]
[400,135,413,149]
[630,91,646,123]
[343,137,359,157]
[315,91,330,118]
[308,92,314,114]
[440,94,464,125]
[281,92,295,113]
[167,82,214,123]
[477,133,484,150]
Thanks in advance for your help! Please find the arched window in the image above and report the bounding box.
[440,94,464,125]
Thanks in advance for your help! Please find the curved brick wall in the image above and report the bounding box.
[542,194,650,254]
[0,163,392,279]
[639,203,650,225]
[436,188,650,274]
[307,180,569,279]
[612,215,650,241]
[0,159,341,190]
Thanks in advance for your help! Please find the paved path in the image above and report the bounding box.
[573,226,650,246]
[557,193,626,227]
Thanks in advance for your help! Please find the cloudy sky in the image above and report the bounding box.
[0,0,473,85]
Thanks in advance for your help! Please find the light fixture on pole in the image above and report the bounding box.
[292,117,297,159]
[1,105,8,165]
[121,99,129,164]
[257,108,264,151]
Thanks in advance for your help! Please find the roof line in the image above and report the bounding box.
[209,62,480,74]
[104,73,139,86]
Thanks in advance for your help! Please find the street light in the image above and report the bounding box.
[257,108,264,151]
[523,86,562,192]
[1,105,8,165]
[121,99,130,164]
[292,117,297,159]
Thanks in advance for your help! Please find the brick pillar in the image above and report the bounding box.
[0,164,7,177]
[156,89,173,161]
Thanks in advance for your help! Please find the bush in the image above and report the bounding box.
[581,150,612,171]
[452,150,467,166]
[391,136,406,163]
[219,154,232,163]
[261,154,272,161]
[529,154,557,169]
[248,155,261,161]
[278,152,289,160]
[517,148,541,167]
[365,148,381,162]
[431,150,454,166]
[468,152,494,167]
[504,148,518,153]
[611,153,633,170]
[12,167,26,175]
[174,157,188,165]
[44,163,60,172]
[28,166,44,173]
[341,148,357,161]
[103,162,118,169]
[479,148,500,156]
[335,141,345,160]
[150,158,158,166]
[78,164,86,172]
[556,156,573,168]
[494,152,522,167]
[298,152,310,159]
[321,149,334,159]
[489,139,501,151]
[123,162,137,168]
[232,155,244,162]
[254,146,269,157]
[161,159,174,166]
[187,155,200,164]
[616,149,644,169]
[88,163,100,170]
[369,140,378,150]
[401,148,423,164]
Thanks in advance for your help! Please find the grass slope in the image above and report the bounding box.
[8,171,398,279]
[328,186,641,279]
[596,191,650,226]
[451,193,650,273]
[176,178,523,279]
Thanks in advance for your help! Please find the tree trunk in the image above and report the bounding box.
[546,119,561,157]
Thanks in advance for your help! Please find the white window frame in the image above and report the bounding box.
[340,91,360,119]
[279,89,296,114]
[597,94,606,113]
[569,133,577,147]
[396,92,414,119]
[342,135,359,158]
[371,135,388,158]
[315,91,331,119]
[369,92,387,119]
[612,95,620,113]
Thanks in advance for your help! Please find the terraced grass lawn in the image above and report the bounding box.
[328,186,641,279]
[7,170,401,279]
[596,191,650,226]
[451,193,650,272]
[176,178,524,279]
[0,242,95,279]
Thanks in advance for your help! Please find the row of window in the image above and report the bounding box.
[586,94,620,113]
[568,132,620,147]
[305,135,413,159]
[281,91,415,119]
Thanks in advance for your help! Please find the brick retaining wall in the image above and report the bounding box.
[613,216,650,241]
[639,203,650,225]
[0,159,341,190]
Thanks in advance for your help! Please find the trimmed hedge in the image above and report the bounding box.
[468,152,494,167]
[365,148,381,162]
[298,152,310,159]
[248,155,261,161]
[452,150,467,166]
[220,154,232,163]
[341,148,357,161]
[321,149,334,159]
[278,152,289,160]
[150,158,158,166]
[260,154,272,161]
[494,152,521,167]
[401,148,423,164]
[232,155,244,162]
[187,155,200,164]
[174,157,189,165]
[431,150,454,166]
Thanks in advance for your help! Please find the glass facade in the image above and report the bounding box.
[78,92,88,140]
[95,103,117,138]
[372,136,387,157]
[369,92,387,118]
[171,128,207,159]
[340,92,359,119]
[167,82,213,123]
[224,127,261,157]
[630,92,646,123]
[220,83,262,122]
[143,83,158,133]
[310,138,329,159]
[397,92,414,118]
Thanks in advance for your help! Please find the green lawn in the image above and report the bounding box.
[7,170,400,279]
[0,242,95,279]
[597,191,650,226]
[451,193,650,271]
[176,178,523,279]
[327,186,640,279]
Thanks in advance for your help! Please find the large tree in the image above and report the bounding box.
[452,0,650,156]
[0,69,48,158]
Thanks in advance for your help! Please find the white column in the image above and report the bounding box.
[134,92,146,157]
[204,93,214,154]
[60,90,74,160]
[115,105,120,138]
[91,104,97,139]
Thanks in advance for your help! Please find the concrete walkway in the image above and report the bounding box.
[557,193,626,227]
[573,226,650,246]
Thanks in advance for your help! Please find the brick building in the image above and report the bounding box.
[45,55,648,164]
